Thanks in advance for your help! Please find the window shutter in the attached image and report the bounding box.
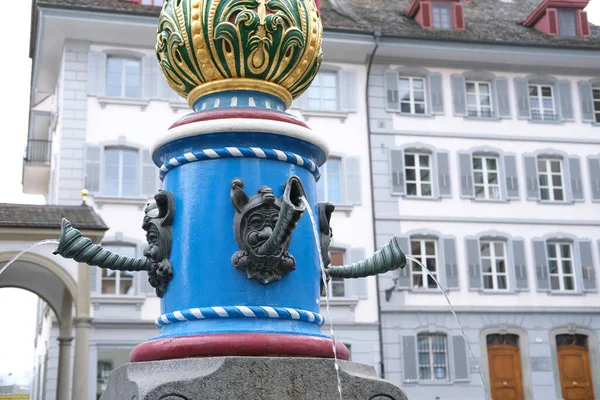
[452,3,465,30]
[577,10,590,37]
[384,70,400,112]
[346,248,367,299]
[421,2,433,29]
[568,156,584,202]
[466,238,481,290]
[588,156,600,202]
[90,269,98,294]
[142,55,159,100]
[402,335,418,382]
[344,156,362,205]
[452,335,470,382]
[512,239,528,291]
[141,149,159,197]
[503,154,520,200]
[396,235,411,289]
[557,80,574,121]
[533,239,550,292]
[495,77,511,118]
[87,51,107,97]
[390,149,405,196]
[577,81,595,123]
[450,74,467,117]
[436,151,451,198]
[458,152,474,198]
[547,8,558,35]
[514,78,530,119]
[578,240,597,292]
[85,144,101,193]
[339,70,357,112]
[443,237,459,290]
[523,155,540,201]
[428,72,445,115]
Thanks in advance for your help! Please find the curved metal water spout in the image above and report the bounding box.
[327,236,407,279]
[53,219,151,271]
[256,176,306,256]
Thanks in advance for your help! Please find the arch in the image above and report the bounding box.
[467,145,504,156]
[475,230,513,240]
[399,141,438,154]
[532,147,569,160]
[463,70,496,82]
[102,49,146,60]
[524,74,559,85]
[538,231,584,243]
[395,66,429,78]
[405,228,444,239]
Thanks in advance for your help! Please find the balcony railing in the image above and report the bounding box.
[467,109,495,119]
[24,139,52,163]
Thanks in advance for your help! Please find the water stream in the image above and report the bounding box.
[0,240,59,277]
[301,197,344,400]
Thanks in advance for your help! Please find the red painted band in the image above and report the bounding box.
[169,108,310,130]
[130,333,350,362]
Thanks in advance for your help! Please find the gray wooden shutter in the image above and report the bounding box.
[533,239,550,292]
[452,335,470,382]
[437,151,451,198]
[344,156,361,205]
[90,268,98,294]
[459,152,474,198]
[396,235,411,289]
[87,51,107,97]
[558,80,574,121]
[346,248,367,299]
[384,70,400,112]
[142,55,159,100]
[402,335,418,382]
[587,156,600,201]
[450,74,467,116]
[85,144,101,193]
[579,240,597,292]
[428,72,445,115]
[514,78,530,119]
[466,238,481,290]
[340,70,357,112]
[443,237,459,290]
[390,149,405,196]
[503,154,520,200]
[512,239,528,291]
[141,149,159,197]
[577,81,595,123]
[568,156,584,202]
[523,155,540,200]
[495,77,511,118]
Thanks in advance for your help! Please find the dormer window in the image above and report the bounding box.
[432,3,452,30]
[523,0,590,38]
[557,9,577,37]
[406,0,465,31]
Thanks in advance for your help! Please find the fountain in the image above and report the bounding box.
[52,0,411,398]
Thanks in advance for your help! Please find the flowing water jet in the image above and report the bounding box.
[0,239,59,277]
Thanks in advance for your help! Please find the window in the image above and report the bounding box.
[529,84,556,121]
[432,3,452,30]
[417,333,449,382]
[480,240,508,290]
[410,239,437,289]
[405,153,432,197]
[328,250,345,297]
[106,57,141,98]
[100,245,136,295]
[593,87,600,123]
[104,148,138,197]
[547,242,575,291]
[126,0,164,6]
[307,72,337,111]
[557,9,577,37]
[399,77,427,115]
[317,158,342,203]
[473,155,500,200]
[466,81,493,118]
[538,158,564,201]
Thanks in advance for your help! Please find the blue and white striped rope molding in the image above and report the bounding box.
[155,306,325,328]
[158,147,321,180]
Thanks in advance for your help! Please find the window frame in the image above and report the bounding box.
[399,76,428,115]
[528,84,557,121]
[431,3,452,30]
[480,240,510,291]
[106,56,142,99]
[103,147,140,198]
[404,152,434,197]
[306,71,339,112]
[466,80,494,118]
[97,243,138,296]
[409,238,438,290]
[317,156,344,204]
[472,154,501,200]
[537,157,565,202]
[327,249,346,298]
[557,8,577,38]
[417,333,450,382]
[546,241,576,292]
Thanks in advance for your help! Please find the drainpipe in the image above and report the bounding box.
[365,28,384,378]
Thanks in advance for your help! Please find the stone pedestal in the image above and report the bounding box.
[100,357,408,400]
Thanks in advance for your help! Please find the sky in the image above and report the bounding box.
[0,0,599,389]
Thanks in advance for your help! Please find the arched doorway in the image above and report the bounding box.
[555,334,595,400]
[486,333,524,400]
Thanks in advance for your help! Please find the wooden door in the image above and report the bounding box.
[557,334,595,400]
[487,334,524,400]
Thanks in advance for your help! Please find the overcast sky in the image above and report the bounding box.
[1,0,599,388]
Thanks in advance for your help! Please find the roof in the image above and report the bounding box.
[0,203,108,231]
[35,0,600,49]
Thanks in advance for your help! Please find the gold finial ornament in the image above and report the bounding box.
[81,188,89,204]
[155,0,323,109]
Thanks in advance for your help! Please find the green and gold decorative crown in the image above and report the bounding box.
[156,0,323,109]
